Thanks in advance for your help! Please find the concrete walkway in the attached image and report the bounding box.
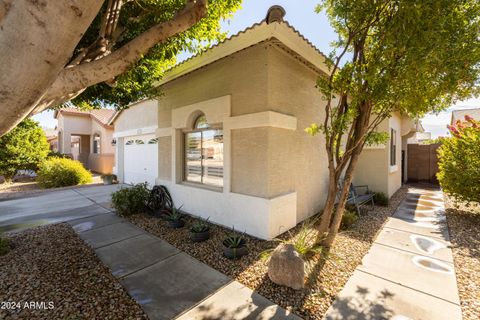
[324,187,461,320]
[0,184,299,319]
[67,213,300,320]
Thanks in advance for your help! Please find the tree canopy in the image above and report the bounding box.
[0,0,241,135]
[307,0,480,246]
[0,119,50,180]
[70,0,242,109]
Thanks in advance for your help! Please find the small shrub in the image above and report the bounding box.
[37,157,92,188]
[340,210,358,230]
[0,237,10,256]
[260,221,322,261]
[111,183,150,216]
[438,116,480,203]
[47,150,69,159]
[373,192,389,206]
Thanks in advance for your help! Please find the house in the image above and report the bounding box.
[43,127,58,151]
[110,6,419,239]
[407,131,431,145]
[451,107,480,124]
[55,108,115,174]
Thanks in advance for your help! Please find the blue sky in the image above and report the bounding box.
[33,0,479,137]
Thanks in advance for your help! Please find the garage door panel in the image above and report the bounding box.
[124,135,158,186]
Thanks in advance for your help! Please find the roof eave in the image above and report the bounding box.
[154,21,330,87]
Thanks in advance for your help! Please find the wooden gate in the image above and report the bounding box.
[407,143,441,183]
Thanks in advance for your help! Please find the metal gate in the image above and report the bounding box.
[407,143,441,183]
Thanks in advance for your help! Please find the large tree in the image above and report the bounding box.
[0,0,240,136]
[307,0,480,246]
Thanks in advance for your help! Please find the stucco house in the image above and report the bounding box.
[55,108,115,174]
[110,7,419,239]
[451,107,480,124]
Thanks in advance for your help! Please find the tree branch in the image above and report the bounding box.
[33,0,208,114]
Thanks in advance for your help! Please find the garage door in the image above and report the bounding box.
[123,134,158,186]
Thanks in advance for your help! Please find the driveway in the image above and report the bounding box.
[0,184,122,233]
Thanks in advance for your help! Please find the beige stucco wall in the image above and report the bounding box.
[57,113,91,154]
[387,112,402,197]
[266,44,329,221]
[354,112,403,198]
[115,100,159,132]
[57,112,114,174]
[354,119,389,195]
[157,44,270,197]
[158,136,172,180]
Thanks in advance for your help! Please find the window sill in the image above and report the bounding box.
[389,165,398,173]
[179,181,223,193]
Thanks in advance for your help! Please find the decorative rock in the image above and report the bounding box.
[268,243,305,290]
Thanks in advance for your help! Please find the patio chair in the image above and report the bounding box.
[338,181,375,215]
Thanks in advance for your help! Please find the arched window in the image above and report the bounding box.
[185,114,223,187]
[93,134,101,154]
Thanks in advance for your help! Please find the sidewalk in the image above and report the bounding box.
[68,212,300,320]
[324,187,462,320]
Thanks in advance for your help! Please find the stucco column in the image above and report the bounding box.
[62,132,72,155]
[116,137,125,182]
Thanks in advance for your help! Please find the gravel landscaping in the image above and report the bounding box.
[128,186,407,319]
[445,197,480,320]
[0,224,147,320]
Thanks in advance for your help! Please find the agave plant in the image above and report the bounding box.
[164,205,184,221]
[190,217,210,233]
[223,227,246,248]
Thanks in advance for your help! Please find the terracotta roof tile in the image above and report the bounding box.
[58,108,115,126]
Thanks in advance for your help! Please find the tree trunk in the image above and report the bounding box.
[316,167,338,239]
[323,148,363,247]
[0,0,104,135]
[0,0,208,136]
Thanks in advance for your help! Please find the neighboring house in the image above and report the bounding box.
[110,7,420,239]
[55,108,115,174]
[43,127,58,151]
[451,107,480,124]
[407,131,432,145]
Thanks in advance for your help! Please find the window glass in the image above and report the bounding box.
[135,139,145,145]
[185,115,223,187]
[185,131,202,183]
[93,134,101,154]
[390,128,397,166]
[148,138,158,144]
[125,140,134,145]
[194,115,209,129]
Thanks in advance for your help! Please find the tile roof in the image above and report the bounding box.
[57,108,115,126]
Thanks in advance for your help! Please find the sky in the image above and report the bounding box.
[33,0,478,137]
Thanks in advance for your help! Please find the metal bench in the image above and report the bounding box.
[338,181,375,215]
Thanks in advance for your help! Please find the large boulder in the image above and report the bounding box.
[267,243,305,290]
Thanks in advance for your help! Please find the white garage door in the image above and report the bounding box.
[123,134,158,186]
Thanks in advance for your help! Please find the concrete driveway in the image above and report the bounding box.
[0,184,122,233]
